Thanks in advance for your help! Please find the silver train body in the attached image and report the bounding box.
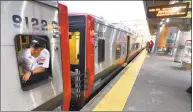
[68,14,145,109]
[93,16,145,90]
[94,19,128,75]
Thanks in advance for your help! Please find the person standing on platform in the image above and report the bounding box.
[148,40,154,53]
[146,41,149,51]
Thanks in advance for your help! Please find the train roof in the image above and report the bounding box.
[37,1,59,8]
[68,13,140,36]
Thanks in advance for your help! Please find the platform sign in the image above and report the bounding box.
[147,3,189,18]
[177,11,192,18]
[183,0,191,8]
[178,0,191,18]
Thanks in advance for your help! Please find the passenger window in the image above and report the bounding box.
[14,35,52,91]
[136,43,140,49]
[98,39,105,62]
[132,43,136,50]
[116,44,121,59]
[69,31,80,65]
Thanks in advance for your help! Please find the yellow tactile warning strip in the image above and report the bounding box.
[92,50,147,111]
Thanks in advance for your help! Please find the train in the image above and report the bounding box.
[1,1,146,111]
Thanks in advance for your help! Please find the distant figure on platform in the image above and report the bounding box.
[148,40,154,53]
[146,41,149,51]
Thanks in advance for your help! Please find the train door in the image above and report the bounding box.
[125,35,130,63]
[58,3,71,111]
[68,15,86,110]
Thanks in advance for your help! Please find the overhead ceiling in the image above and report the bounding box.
[143,0,192,35]
[165,18,191,31]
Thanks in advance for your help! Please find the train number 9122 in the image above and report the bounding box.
[12,15,59,38]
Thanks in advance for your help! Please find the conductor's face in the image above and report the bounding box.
[30,46,42,56]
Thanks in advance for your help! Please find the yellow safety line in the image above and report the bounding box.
[92,50,147,111]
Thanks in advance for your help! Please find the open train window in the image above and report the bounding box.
[116,44,121,59]
[132,43,137,50]
[98,39,105,62]
[14,35,52,91]
[69,31,80,65]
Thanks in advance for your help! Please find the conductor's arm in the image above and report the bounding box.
[31,67,46,74]
[22,67,46,81]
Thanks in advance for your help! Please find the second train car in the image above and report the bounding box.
[68,13,144,110]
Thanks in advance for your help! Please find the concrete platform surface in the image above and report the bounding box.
[124,54,191,111]
[81,51,191,111]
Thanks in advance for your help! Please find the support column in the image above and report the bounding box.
[153,27,160,55]
[174,30,191,62]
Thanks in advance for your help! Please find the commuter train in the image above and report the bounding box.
[1,1,145,111]
[68,13,144,110]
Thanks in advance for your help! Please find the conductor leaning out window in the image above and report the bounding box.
[18,36,50,82]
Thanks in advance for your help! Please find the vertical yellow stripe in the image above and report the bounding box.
[93,50,147,111]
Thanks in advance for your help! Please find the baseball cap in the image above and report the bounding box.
[30,36,47,48]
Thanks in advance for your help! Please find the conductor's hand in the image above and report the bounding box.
[22,72,32,81]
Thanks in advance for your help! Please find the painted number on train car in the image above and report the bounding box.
[97,31,104,38]
[12,15,59,38]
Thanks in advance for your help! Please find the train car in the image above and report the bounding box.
[125,33,144,63]
[111,23,145,63]
[68,13,144,110]
[1,1,71,111]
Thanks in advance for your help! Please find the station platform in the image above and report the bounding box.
[81,50,191,111]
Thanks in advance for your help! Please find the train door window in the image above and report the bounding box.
[132,43,136,50]
[127,36,130,54]
[69,31,80,65]
[136,43,140,49]
[14,35,52,91]
[116,44,121,59]
[98,39,105,62]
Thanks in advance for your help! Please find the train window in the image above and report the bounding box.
[69,31,80,65]
[136,43,140,49]
[98,39,105,62]
[14,35,52,91]
[132,43,136,50]
[116,44,121,59]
